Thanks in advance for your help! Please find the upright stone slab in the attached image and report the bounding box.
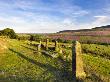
[72,41,86,80]
[37,40,41,51]
[55,41,58,52]
[46,39,49,50]
[37,44,41,51]
[39,40,42,46]
[59,47,62,54]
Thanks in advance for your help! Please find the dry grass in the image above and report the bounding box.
[0,38,8,53]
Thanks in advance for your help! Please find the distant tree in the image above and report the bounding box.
[0,30,2,35]
[17,35,30,40]
[29,35,34,41]
[1,28,17,39]
[29,34,48,41]
[57,38,65,43]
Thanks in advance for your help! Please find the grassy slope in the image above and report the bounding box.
[83,54,110,82]
[0,39,110,82]
[0,39,72,82]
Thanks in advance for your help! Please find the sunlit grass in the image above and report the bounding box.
[0,39,110,82]
[0,39,72,82]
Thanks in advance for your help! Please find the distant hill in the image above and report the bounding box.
[92,25,110,31]
[58,25,110,33]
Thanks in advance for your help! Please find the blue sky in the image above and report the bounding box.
[0,0,110,33]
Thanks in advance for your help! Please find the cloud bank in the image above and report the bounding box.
[0,0,110,33]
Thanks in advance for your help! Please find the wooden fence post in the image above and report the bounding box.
[72,41,86,80]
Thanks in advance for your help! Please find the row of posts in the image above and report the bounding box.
[37,39,86,80]
[37,39,60,52]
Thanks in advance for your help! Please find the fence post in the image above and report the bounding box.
[72,41,86,80]
[46,39,49,50]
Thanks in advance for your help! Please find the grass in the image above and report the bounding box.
[82,44,110,59]
[83,54,110,82]
[0,39,72,82]
[0,39,110,82]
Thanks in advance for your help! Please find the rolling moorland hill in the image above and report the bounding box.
[46,25,110,44]
[57,25,110,36]
[0,27,110,82]
[58,25,110,33]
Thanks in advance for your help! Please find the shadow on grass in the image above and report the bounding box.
[85,73,104,82]
[84,66,104,82]
[41,50,53,58]
[8,48,74,82]
[21,45,37,51]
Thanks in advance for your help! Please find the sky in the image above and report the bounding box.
[0,0,110,33]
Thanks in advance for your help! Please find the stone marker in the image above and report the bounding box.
[46,39,49,50]
[59,47,62,54]
[72,41,86,80]
[55,41,59,52]
[39,40,42,45]
[37,40,41,51]
[37,44,41,51]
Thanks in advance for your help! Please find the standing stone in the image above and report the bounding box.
[72,41,86,80]
[55,41,59,52]
[37,44,41,51]
[59,47,62,54]
[58,44,62,54]
[39,40,42,46]
[46,39,49,50]
[37,40,41,51]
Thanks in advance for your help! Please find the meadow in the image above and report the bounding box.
[0,38,110,82]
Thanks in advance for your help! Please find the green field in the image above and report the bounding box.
[0,39,72,82]
[0,39,110,82]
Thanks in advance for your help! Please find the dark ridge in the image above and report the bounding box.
[58,25,110,33]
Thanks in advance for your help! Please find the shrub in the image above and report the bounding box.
[0,28,17,39]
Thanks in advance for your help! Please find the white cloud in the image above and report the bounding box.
[92,15,109,26]
[0,15,76,33]
[0,0,89,33]
[1,0,110,33]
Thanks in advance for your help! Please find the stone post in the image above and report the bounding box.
[46,39,49,50]
[39,40,42,46]
[55,41,59,52]
[59,47,62,54]
[37,44,41,51]
[72,41,86,80]
[37,40,41,51]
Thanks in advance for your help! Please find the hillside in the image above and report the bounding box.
[0,39,110,82]
[58,25,110,33]
[46,25,110,44]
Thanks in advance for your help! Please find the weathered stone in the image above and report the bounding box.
[55,41,59,52]
[59,48,62,54]
[72,41,86,80]
[37,44,41,51]
[39,40,42,45]
[46,39,49,50]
